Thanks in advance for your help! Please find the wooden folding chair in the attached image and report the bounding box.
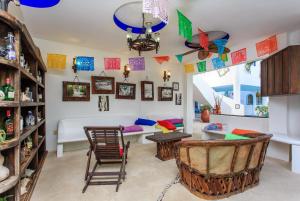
[83,126,130,193]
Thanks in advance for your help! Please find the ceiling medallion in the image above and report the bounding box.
[113,1,167,56]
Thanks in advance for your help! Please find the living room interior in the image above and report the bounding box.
[0,0,300,201]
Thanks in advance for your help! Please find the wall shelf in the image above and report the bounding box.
[0,10,47,200]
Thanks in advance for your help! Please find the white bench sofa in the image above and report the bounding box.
[202,127,300,174]
[57,114,184,157]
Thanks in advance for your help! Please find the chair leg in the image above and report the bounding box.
[116,159,125,192]
[85,148,92,181]
[82,161,98,193]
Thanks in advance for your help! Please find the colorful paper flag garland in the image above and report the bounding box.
[197,61,206,72]
[177,10,193,42]
[153,56,170,64]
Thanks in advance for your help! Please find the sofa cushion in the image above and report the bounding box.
[157,120,176,130]
[155,124,171,133]
[232,128,259,135]
[123,125,144,133]
[225,133,250,140]
[135,118,156,126]
[164,118,183,124]
[174,123,184,128]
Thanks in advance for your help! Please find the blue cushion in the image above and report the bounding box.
[135,118,156,126]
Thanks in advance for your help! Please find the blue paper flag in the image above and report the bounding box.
[212,57,225,69]
[213,39,228,55]
[76,56,94,71]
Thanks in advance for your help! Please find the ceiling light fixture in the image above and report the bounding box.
[113,1,166,56]
[126,14,160,56]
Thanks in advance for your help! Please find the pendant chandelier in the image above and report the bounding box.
[113,1,167,56]
[126,14,160,56]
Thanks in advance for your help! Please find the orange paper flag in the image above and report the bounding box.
[153,56,170,64]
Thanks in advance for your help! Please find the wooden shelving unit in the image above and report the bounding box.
[0,10,47,201]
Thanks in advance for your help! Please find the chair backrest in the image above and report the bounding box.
[84,126,124,161]
[175,133,272,175]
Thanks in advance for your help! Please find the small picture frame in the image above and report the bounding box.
[98,96,109,111]
[175,93,182,105]
[63,81,90,101]
[116,82,136,100]
[172,82,179,91]
[141,81,154,101]
[158,87,173,101]
[91,76,115,94]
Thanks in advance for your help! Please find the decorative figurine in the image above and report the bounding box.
[25,111,35,127]
[0,152,9,182]
[20,53,28,68]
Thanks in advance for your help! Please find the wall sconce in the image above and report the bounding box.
[163,70,171,82]
[72,57,77,74]
[123,65,131,79]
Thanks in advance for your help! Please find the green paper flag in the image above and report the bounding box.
[177,10,193,42]
[197,61,206,72]
[175,54,183,63]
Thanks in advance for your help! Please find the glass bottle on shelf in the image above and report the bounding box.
[2,78,15,101]
[0,87,4,101]
[37,70,43,83]
[25,111,35,127]
[4,110,14,138]
[20,115,24,132]
[5,32,16,61]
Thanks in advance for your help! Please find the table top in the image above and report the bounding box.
[146,132,192,143]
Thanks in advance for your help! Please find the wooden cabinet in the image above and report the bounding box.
[261,45,300,96]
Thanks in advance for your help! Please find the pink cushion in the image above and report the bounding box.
[157,120,176,130]
[123,125,144,133]
[164,118,183,124]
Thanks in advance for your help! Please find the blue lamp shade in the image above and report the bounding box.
[20,0,60,8]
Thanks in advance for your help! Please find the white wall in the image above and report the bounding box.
[33,38,184,151]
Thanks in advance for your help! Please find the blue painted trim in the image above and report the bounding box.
[213,85,233,92]
[20,0,60,8]
[113,14,167,34]
[240,85,260,91]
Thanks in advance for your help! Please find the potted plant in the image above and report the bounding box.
[255,106,269,117]
[200,104,212,123]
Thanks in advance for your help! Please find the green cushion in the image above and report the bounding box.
[174,123,184,127]
[224,133,250,140]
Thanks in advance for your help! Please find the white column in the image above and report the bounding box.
[184,73,194,134]
[292,145,300,174]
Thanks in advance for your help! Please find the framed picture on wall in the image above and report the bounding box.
[62,81,90,101]
[141,81,154,101]
[175,93,182,105]
[91,76,115,94]
[116,82,136,99]
[158,87,173,101]
[98,96,109,111]
[172,82,179,91]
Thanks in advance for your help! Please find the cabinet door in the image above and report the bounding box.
[289,46,300,94]
[267,57,275,95]
[282,48,290,94]
[274,52,283,95]
[260,59,268,96]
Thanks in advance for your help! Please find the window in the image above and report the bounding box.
[247,94,253,105]
[193,61,269,117]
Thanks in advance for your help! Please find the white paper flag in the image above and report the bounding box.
[143,0,168,24]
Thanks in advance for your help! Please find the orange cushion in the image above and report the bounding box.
[232,129,259,135]
[157,120,176,130]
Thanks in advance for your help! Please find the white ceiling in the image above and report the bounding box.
[20,0,300,56]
